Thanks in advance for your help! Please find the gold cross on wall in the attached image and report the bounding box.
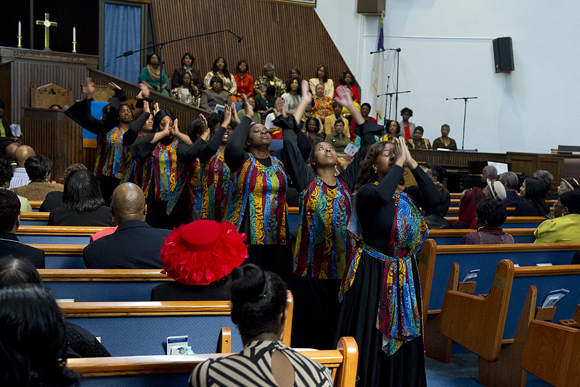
[36,13,58,51]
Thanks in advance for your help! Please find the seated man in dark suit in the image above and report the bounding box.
[83,182,170,269]
[0,190,45,268]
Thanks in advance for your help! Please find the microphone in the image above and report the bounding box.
[122,50,134,57]
[396,48,401,52]
[238,36,243,43]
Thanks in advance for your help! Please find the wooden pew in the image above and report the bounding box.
[439,262,580,386]
[40,269,171,302]
[418,239,437,331]
[444,216,545,228]
[522,320,580,387]
[17,225,107,244]
[30,200,42,211]
[428,228,536,245]
[29,244,86,268]
[67,336,358,387]
[60,291,294,357]
[20,211,50,225]
[448,198,556,207]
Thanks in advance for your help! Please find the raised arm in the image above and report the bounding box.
[198,105,233,162]
[224,97,253,171]
[124,100,150,146]
[401,139,442,211]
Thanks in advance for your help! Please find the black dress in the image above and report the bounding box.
[335,164,441,387]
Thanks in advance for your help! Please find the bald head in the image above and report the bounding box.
[14,146,35,168]
[110,183,147,224]
[4,142,19,162]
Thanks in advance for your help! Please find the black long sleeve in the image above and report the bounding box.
[404,166,442,212]
[358,165,405,207]
[65,89,125,135]
[198,126,226,162]
[124,112,149,146]
[176,137,205,164]
[283,127,316,193]
[224,116,252,171]
[130,133,157,163]
[339,121,379,191]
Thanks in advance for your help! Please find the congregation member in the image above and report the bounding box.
[65,79,134,204]
[171,52,202,90]
[399,107,415,141]
[557,176,579,196]
[452,186,487,228]
[130,109,192,229]
[200,76,231,111]
[281,78,302,114]
[170,72,199,106]
[203,57,237,95]
[0,190,45,268]
[534,190,580,243]
[151,219,247,301]
[432,124,458,150]
[481,165,498,197]
[514,176,550,217]
[325,119,350,153]
[334,70,360,104]
[304,117,325,144]
[237,96,261,124]
[0,285,80,387]
[254,63,286,98]
[233,60,254,99]
[380,120,403,144]
[406,126,431,150]
[312,83,334,123]
[336,137,440,386]
[48,170,113,227]
[425,166,452,229]
[4,141,19,162]
[224,95,310,282]
[12,154,64,201]
[189,264,333,387]
[0,99,15,140]
[460,198,515,244]
[40,163,88,212]
[500,171,522,207]
[276,82,378,349]
[324,102,349,137]
[351,102,377,141]
[289,66,301,79]
[8,144,34,189]
[0,156,31,212]
[83,182,170,269]
[140,53,169,95]
[308,64,334,98]
[254,85,277,119]
[533,169,558,199]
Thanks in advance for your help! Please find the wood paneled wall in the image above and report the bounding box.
[151,0,351,90]
[0,63,11,122]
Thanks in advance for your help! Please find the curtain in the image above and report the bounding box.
[104,3,141,84]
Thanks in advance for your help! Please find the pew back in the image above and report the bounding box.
[30,244,85,268]
[428,228,536,245]
[18,226,107,244]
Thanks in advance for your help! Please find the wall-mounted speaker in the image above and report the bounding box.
[357,0,385,14]
[493,37,515,73]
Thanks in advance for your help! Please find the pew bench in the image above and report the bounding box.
[444,216,546,228]
[438,261,580,386]
[30,244,86,268]
[428,228,536,245]
[60,291,294,357]
[20,211,50,225]
[40,269,171,302]
[30,200,42,211]
[18,225,107,244]
[67,336,358,387]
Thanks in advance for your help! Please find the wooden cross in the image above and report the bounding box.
[36,13,58,51]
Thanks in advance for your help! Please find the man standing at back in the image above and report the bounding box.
[83,183,171,269]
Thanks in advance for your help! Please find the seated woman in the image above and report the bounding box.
[350,102,377,140]
[233,60,254,100]
[514,176,550,217]
[237,96,261,124]
[281,78,302,115]
[325,119,350,153]
[48,169,114,227]
[151,219,248,301]
[171,53,202,90]
[289,67,301,80]
[12,154,64,202]
[0,285,80,387]
[312,84,334,123]
[380,120,403,144]
[189,264,333,387]
[139,53,169,95]
[200,76,231,111]
[203,57,237,96]
[334,70,360,117]
[171,72,199,106]
[460,198,515,244]
[534,190,580,243]
[0,156,31,211]
[308,64,334,98]
[452,186,487,229]
[304,117,324,144]
[407,126,431,150]
[557,176,579,196]
[432,124,457,150]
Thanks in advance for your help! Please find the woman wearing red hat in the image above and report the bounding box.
[273,81,380,350]
[224,94,311,282]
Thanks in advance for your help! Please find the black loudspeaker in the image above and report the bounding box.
[357,0,385,14]
[493,37,515,73]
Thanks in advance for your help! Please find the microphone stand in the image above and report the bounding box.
[116,28,243,79]
[446,97,478,150]
[370,48,402,126]
[377,90,411,126]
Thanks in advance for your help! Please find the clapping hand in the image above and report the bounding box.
[108,82,122,91]
[139,82,150,100]
[241,94,254,119]
[300,79,312,105]
[86,77,95,95]
[273,97,286,118]
[334,85,353,109]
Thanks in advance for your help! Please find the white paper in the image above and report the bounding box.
[344,143,359,157]
[541,288,569,308]
[462,269,480,283]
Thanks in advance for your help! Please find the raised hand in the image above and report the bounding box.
[401,137,418,169]
[300,79,312,105]
[223,104,232,126]
[108,82,122,91]
[273,97,286,118]
[86,77,95,95]
[143,100,150,113]
[139,82,150,99]
[334,85,353,108]
[199,114,210,141]
[230,102,240,125]
[395,137,407,167]
[152,102,160,116]
[241,94,254,118]
[171,118,180,137]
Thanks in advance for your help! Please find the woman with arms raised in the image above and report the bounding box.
[224,94,310,282]
[189,264,332,387]
[336,137,440,386]
[276,81,380,349]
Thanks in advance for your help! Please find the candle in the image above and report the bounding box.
[73,27,76,42]
[18,21,21,36]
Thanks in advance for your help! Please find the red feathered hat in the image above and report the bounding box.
[160,220,248,285]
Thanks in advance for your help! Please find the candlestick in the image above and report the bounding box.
[18,21,21,36]
[73,27,76,41]
[17,21,22,48]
